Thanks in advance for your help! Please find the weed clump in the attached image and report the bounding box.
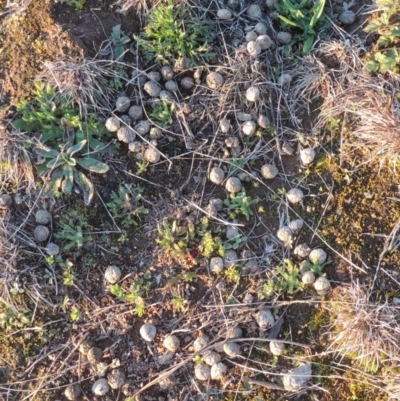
[136,0,214,64]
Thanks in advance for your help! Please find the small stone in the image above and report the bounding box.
[79,340,93,356]
[225,177,242,193]
[128,141,142,152]
[105,117,120,132]
[149,127,162,139]
[302,270,316,285]
[35,210,51,224]
[225,136,239,148]
[219,118,231,133]
[261,164,278,179]
[257,309,274,329]
[314,276,331,295]
[339,10,356,24]
[258,114,269,128]
[223,342,241,357]
[270,340,285,356]
[255,22,267,35]
[242,120,257,136]
[159,90,174,102]
[135,120,151,135]
[286,188,304,204]
[277,226,294,246]
[282,363,312,391]
[246,31,258,43]
[148,71,161,81]
[288,219,303,234]
[0,194,12,209]
[105,265,121,284]
[266,0,278,8]
[193,335,209,351]
[210,257,224,273]
[174,56,191,71]
[217,8,232,19]
[87,347,103,364]
[227,0,239,8]
[236,112,253,121]
[247,4,262,20]
[144,147,161,163]
[158,353,174,365]
[294,243,311,259]
[45,242,59,256]
[206,203,218,217]
[300,148,316,164]
[107,369,126,389]
[117,126,136,143]
[203,351,221,366]
[180,77,194,89]
[144,81,162,97]
[210,198,223,211]
[282,140,294,154]
[34,226,50,242]
[256,34,274,50]
[65,383,81,400]
[115,96,130,113]
[161,66,174,81]
[128,105,143,121]
[247,40,261,56]
[165,80,178,92]
[277,31,292,44]
[92,378,109,396]
[210,362,228,380]
[226,226,239,240]
[140,324,157,342]
[223,250,238,268]
[227,326,242,339]
[246,86,260,102]
[163,335,180,352]
[209,167,225,185]
[309,248,327,265]
[207,72,224,89]
[195,363,210,381]
[278,73,292,85]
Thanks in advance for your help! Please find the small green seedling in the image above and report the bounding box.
[275,0,329,53]
[149,101,175,126]
[224,188,259,220]
[301,259,332,276]
[171,293,186,312]
[70,307,82,322]
[111,25,130,61]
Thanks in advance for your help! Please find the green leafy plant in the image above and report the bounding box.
[171,293,186,312]
[136,161,149,175]
[54,222,92,252]
[199,231,225,258]
[34,138,109,205]
[14,82,110,151]
[0,306,31,333]
[275,0,329,53]
[111,25,130,61]
[107,185,148,229]
[70,307,82,322]
[55,0,85,10]
[156,220,195,259]
[300,259,332,277]
[224,188,259,220]
[224,233,248,251]
[225,266,241,281]
[136,0,214,64]
[149,101,175,126]
[365,0,400,73]
[110,274,151,317]
[264,259,303,296]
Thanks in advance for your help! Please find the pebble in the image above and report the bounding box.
[92,378,109,395]
[140,324,157,342]
[115,96,130,113]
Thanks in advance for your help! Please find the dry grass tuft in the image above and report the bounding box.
[0,127,35,193]
[37,59,120,116]
[327,282,400,374]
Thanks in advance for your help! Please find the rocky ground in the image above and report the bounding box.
[1,0,400,400]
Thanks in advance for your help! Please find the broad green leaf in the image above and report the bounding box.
[34,147,59,159]
[61,164,74,195]
[67,139,87,157]
[74,170,94,205]
[310,0,326,28]
[47,157,64,169]
[375,49,398,72]
[365,60,380,72]
[303,34,315,53]
[365,19,384,32]
[76,157,109,173]
[279,15,301,28]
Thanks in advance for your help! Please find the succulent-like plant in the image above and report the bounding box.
[35,139,109,205]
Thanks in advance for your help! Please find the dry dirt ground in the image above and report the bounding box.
[1,1,400,401]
